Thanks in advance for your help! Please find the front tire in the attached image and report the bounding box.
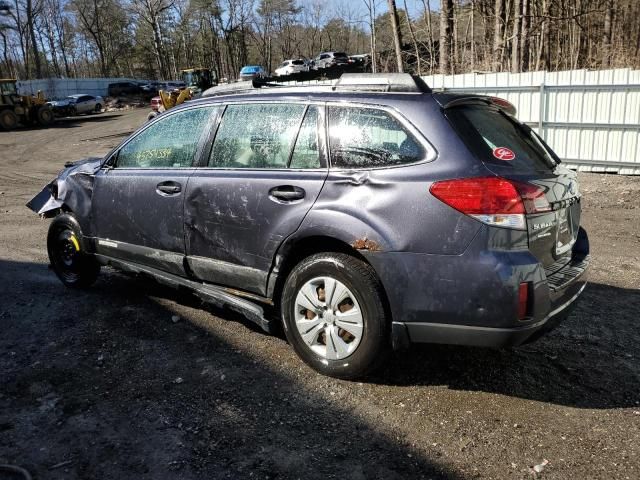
[47,214,100,288]
[36,105,54,126]
[0,109,18,130]
[281,253,389,379]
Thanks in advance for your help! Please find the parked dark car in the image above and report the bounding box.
[238,65,266,81]
[107,81,142,96]
[28,73,589,379]
[312,51,350,70]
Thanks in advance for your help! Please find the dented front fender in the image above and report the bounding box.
[26,156,103,229]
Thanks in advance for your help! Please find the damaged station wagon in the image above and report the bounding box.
[28,73,590,379]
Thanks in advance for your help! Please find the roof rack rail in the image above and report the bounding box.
[201,72,431,98]
[333,73,431,93]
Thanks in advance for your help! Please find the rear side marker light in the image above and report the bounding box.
[429,177,551,230]
[518,282,530,320]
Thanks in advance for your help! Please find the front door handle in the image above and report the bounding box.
[156,181,182,196]
[269,185,305,203]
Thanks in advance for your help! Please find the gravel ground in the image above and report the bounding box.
[1,109,639,479]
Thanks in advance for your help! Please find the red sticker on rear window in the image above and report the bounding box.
[493,147,515,160]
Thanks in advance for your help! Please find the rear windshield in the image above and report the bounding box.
[292,60,304,65]
[446,105,557,172]
[333,52,348,58]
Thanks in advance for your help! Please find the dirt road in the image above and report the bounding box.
[1,110,639,479]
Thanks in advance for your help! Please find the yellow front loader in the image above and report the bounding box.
[0,79,54,130]
[158,88,192,110]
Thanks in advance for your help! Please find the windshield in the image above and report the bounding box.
[183,71,198,87]
[0,82,17,95]
[446,105,558,172]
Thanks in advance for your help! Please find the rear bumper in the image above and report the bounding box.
[393,280,586,348]
[365,226,590,349]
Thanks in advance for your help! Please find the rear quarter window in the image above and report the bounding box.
[328,106,425,168]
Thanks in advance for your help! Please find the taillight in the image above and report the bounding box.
[514,181,552,213]
[429,177,550,230]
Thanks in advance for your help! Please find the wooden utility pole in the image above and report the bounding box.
[387,0,404,72]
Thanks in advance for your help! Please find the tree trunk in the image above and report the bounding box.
[26,0,42,78]
[440,0,453,74]
[492,0,504,72]
[420,0,435,73]
[403,0,421,74]
[387,0,404,72]
[363,0,377,73]
[511,0,520,73]
[535,0,549,71]
[519,0,529,71]
[602,0,613,68]
[470,0,475,71]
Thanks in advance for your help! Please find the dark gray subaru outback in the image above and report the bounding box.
[28,74,589,379]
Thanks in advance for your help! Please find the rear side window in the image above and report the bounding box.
[292,60,304,65]
[446,106,557,172]
[117,107,215,168]
[328,106,424,168]
[209,103,305,169]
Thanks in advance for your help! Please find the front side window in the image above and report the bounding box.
[328,106,425,168]
[209,103,306,169]
[117,107,215,168]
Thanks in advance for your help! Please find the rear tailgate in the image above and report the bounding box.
[442,98,581,270]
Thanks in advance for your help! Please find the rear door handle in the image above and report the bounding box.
[156,181,182,196]
[269,185,305,202]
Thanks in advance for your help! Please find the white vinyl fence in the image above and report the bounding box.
[422,68,640,175]
[16,77,150,99]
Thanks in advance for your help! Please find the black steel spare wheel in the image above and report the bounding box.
[47,214,100,288]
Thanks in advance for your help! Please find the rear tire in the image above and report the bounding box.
[281,253,389,379]
[94,104,102,113]
[0,109,18,130]
[47,214,100,288]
